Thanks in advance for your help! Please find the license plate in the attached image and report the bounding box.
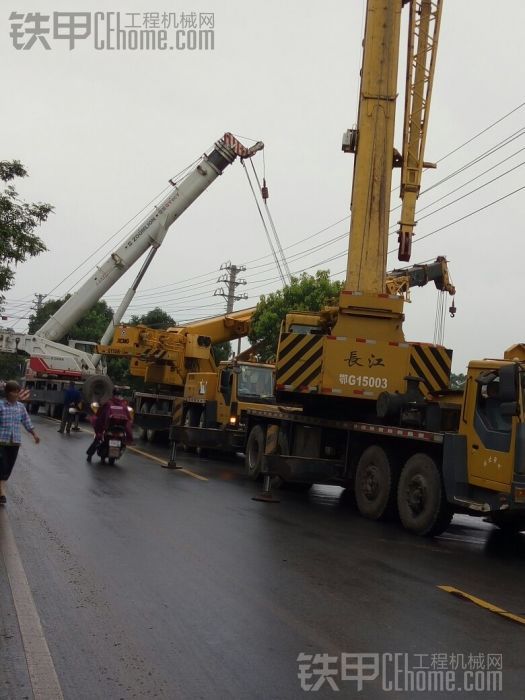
[109,440,121,447]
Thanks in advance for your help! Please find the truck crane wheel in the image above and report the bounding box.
[397,453,453,537]
[245,425,265,480]
[354,446,398,520]
[138,402,152,441]
[196,410,208,458]
[146,403,159,443]
[83,374,113,406]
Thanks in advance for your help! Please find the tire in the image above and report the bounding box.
[245,424,265,481]
[196,410,207,458]
[354,445,398,521]
[490,512,525,534]
[179,408,195,453]
[83,374,113,406]
[397,453,453,537]
[139,402,151,442]
[146,403,158,443]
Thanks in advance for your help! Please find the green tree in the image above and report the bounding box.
[249,271,342,361]
[28,296,113,343]
[0,161,51,304]
[213,341,232,363]
[129,307,175,329]
[450,372,467,389]
[0,353,26,380]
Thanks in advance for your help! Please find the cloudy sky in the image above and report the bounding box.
[2,0,525,371]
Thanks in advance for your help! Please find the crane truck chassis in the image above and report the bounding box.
[238,0,525,537]
[244,356,525,536]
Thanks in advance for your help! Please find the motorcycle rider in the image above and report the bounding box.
[58,381,82,434]
[86,387,133,462]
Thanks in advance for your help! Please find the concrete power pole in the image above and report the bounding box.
[214,262,247,313]
[214,262,248,355]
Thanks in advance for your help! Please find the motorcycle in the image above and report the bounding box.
[90,401,134,465]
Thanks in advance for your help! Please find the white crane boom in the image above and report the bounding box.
[0,133,263,377]
[38,133,263,342]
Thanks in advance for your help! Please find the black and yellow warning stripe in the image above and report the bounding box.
[276,333,324,391]
[409,343,452,393]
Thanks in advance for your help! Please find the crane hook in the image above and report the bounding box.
[449,296,456,318]
[261,178,269,201]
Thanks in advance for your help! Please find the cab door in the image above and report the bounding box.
[466,367,517,490]
[216,369,233,425]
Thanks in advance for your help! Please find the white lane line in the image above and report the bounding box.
[0,509,64,700]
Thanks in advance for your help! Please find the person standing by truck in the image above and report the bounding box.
[0,380,40,504]
[58,381,83,434]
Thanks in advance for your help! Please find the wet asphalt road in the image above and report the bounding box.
[1,416,524,699]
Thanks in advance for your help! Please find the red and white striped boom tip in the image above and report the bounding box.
[222,132,264,159]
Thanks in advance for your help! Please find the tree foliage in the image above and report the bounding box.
[213,341,232,363]
[28,296,113,342]
[249,271,343,361]
[0,352,26,381]
[450,372,467,389]
[129,307,175,329]
[0,160,51,303]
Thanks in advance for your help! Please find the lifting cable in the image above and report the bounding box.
[241,160,288,287]
[249,158,292,283]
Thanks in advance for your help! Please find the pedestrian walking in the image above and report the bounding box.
[0,380,40,504]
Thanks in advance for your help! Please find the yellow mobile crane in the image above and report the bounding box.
[246,0,525,536]
[97,308,268,438]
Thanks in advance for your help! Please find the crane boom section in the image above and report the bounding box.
[344,0,402,293]
[397,0,443,261]
[37,134,263,343]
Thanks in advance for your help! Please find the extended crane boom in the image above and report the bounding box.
[0,133,263,378]
[38,134,263,343]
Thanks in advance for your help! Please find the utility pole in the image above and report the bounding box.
[214,262,248,356]
[214,262,248,313]
[32,293,47,312]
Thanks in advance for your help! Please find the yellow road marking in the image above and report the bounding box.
[127,446,208,481]
[46,416,208,481]
[438,585,525,626]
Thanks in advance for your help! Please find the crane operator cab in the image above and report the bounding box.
[237,365,275,402]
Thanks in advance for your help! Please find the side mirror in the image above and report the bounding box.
[500,401,519,417]
[499,364,518,402]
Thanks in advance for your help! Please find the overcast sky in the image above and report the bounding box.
[2,0,525,372]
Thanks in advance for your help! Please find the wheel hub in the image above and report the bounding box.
[363,465,380,501]
[406,475,427,515]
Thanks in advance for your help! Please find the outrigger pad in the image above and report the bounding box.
[162,461,183,470]
[252,491,280,503]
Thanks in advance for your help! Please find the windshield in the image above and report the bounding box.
[238,366,274,398]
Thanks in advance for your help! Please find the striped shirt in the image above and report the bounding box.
[0,400,34,445]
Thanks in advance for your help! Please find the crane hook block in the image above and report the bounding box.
[261,178,269,201]
[449,297,457,318]
[397,230,412,262]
